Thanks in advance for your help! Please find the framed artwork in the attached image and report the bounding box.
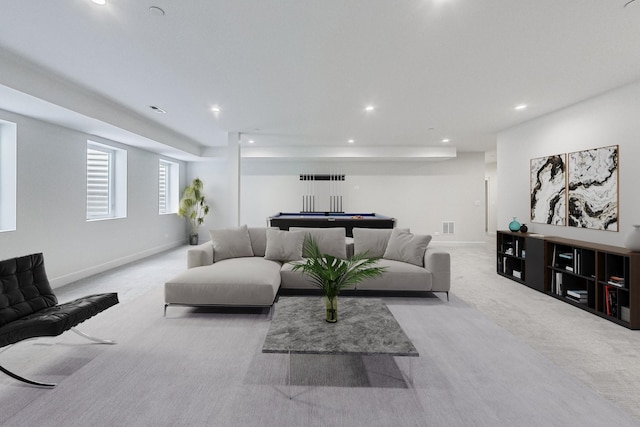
[530,154,566,225]
[567,145,618,231]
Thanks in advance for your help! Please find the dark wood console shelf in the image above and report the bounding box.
[497,230,544,292]
[497,231,640,329]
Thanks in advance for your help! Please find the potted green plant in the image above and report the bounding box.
[177,178,210,245]
[291,238,386,323]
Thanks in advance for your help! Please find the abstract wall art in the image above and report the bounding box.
[567,145,618,231]
[530,154,566,225]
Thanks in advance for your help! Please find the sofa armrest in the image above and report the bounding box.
[187,242,214,269]
[424,248,451,292]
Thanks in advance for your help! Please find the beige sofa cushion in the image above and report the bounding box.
[352,227,409,258]
[248,227,275,257]
[290,227,347,259]
[355,259,432,291]
[209,225,254,262]
[264,229,305,261]
[164,257,281,306]
[383,229,432,267]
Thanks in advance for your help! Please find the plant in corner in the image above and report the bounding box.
[291,238,386,323]
[177,177,210,245]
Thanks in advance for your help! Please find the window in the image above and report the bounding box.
[86,141,127,220]
[158,159,179,214]
[0,119,17,232]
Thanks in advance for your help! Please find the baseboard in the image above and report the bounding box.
[50,240,185,288]
[430,240,486,246]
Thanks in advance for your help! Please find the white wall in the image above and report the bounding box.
[485,161,497,235]
[0,109,187,288]
[190,151,487,243]
[497,80,640,246]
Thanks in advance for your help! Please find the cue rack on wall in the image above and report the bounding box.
[300,173,345,213]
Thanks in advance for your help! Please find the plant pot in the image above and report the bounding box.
[324,295,338,323]
[189,234,199,245]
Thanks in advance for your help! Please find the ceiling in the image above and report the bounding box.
[1,0,639,160]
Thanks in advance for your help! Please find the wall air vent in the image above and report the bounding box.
[442,221,455,234]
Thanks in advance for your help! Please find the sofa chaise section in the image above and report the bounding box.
[165,257,281,313]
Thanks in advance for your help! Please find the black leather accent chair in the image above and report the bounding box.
[0,253,118,387]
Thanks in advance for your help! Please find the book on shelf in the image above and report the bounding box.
[554,272,563,295]
[567,289,588,303]
[565,266,574,272]
[567,289,587,299]
[605,285,618,317]
[558,252,573,260]
[513,270,522,279]
[608,276,625,288]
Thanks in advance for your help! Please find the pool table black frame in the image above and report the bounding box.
[269,212,395,237]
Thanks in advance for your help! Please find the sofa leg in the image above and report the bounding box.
[0,363,57,388]
[446,291,449,302]
[70,328,116,345]
[164,303,169,317]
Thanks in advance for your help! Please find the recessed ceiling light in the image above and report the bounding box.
[441,138,450,143]
[211,105,221,113]
[248,140,255,144]
[91,0,107,5]
[149,105,166,114]
[348,139,355,144]
[364,105,375,112]
[149,6,165,16]
[515,104,527,111]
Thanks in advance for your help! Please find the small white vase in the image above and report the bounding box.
[624,225,640,251]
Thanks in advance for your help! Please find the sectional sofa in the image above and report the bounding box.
[164,226,450,315]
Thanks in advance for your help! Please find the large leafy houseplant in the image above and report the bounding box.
[291,237,386,322]
[177,178,210,245]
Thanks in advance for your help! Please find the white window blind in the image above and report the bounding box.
[0,120,17,232]
[87,144,114,219]
[159,161,168,214]
[159,159,179,214]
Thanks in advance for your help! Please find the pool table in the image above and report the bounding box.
[269,212,395,237]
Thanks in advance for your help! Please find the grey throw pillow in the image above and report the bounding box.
[264,229,305,261]
[209,225,254,262]
[352,228,409,258]
[248,227,276,257]
[383,228,432,267]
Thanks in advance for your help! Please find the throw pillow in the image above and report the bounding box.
[383,228,432,267]
[209,225,254,262]
[290,227,347,259]
[264,229,305,261]
[248,227,276,257]
[352,228,409,258]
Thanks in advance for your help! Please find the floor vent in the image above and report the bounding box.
[442,221,455,234]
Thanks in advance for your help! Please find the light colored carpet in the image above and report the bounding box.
[1,242,639,426]
[447,239,640,422]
